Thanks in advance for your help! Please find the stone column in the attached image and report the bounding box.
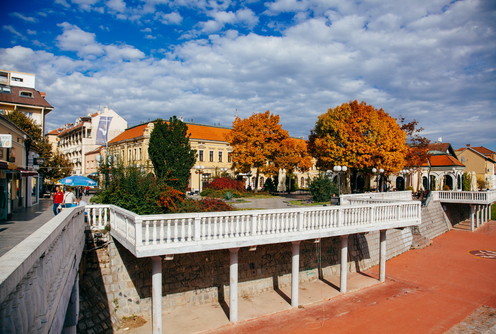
[470,205,475,231]
[379,230,387,282]
[476,205,481,228]
[229,248,240,322]
[291,241,301,307]
[151,256,162,334]
[340,235,349,293]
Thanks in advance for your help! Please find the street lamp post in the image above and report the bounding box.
[195,165,205,194]
[372,168,384,192]
[333,165,348,197]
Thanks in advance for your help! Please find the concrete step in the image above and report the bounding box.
[411,233,432,249]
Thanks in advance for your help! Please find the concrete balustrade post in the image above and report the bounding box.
[340,235,349,293]
[470,205,475,231]
[151,256,163,334]
[229,248,240,322]
[291,241,301,307]
[379,230,387,282]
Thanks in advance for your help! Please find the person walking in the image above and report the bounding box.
[52,186,64,215]
[63,187,77,208]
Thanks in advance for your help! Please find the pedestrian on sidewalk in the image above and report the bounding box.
[52,186,64,215]
[63,187,77,208]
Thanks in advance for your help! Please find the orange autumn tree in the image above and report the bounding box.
[308,100,408,193]
[226,111,289,191]
[273,138,313,192]
[399,117,430,191]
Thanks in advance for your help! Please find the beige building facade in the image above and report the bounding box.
[455,145,496,189]
[107,121,319,193]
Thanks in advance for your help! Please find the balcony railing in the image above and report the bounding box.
[86,201,421,258]
[431,190,496,204]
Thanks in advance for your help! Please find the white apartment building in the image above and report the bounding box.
[47,107,127,175]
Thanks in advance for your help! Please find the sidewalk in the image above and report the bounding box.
[0,196,91,257]
[0,199,54,257]
[121,221,496,334]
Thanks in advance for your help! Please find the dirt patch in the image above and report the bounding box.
[445,306,496,333]
[118,315,147,331]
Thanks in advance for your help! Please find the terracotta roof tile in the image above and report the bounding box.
[108,123,148,144]
[422,155,464,167]
[471,146,495,155]
[187,123,231,142]
[108,122,232,144]
[427,143,450,153]
[0,86,53,110]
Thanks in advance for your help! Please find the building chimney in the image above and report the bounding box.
[40,92,46,98]
[466,144,470,147]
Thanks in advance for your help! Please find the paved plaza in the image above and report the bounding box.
[119,220,496,334]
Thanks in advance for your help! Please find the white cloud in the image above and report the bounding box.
[10,12,38,23]
[3,25,24,39]
[56,22,144,60]
[157,12,183,25]
[106,0,126,13]
[1,0,495,150]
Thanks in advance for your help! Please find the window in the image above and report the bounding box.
[0,86,11,93]
[12,77,23,82]
[198,150,204,162]
[209,151,214,162]
[19,91,33,98]
[218,151,223,162]
[228,152,232,163]
[24,112,33,118]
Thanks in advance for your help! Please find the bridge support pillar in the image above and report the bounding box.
[291,241,301,306]
[470,205,475,231]
[476,205,481,228]
[340,235,349,293]
[229,248,240,322]
[152,256,162,334]
[379,230,387,282]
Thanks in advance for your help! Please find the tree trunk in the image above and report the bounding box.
[254,168,259,192]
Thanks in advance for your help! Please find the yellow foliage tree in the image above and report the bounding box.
[308,101,408,191]
[274,138,313,191]
[226,111,289,190]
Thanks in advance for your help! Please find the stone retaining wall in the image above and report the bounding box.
[79,227,412,329]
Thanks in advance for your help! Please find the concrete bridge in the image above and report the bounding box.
[0,190,494,333]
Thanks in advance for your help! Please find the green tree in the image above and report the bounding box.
[4,110,71,181]
[308,173,337,202]
[148,116,196,191]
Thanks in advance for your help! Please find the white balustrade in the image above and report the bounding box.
[87,201,421,258]
[431,190,496,204]
[0,207,85,333]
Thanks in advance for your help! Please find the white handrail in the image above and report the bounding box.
[86,201,422,258]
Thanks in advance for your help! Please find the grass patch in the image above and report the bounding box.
[492,204,496,220]
[288,200,329,206]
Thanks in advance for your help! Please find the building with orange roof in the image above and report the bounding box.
[455,145,495,189]
[416,142,465,191]
[107,121,319,192]
[46,107,127,175]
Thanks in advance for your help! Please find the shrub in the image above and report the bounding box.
[309,173,337,202]
[204,177,244,191]
[199,198,234,212]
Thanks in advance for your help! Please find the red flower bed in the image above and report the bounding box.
[204,177,244,191]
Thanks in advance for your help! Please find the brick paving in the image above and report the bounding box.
[208,221,496,334]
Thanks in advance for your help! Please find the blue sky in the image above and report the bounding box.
[1,0,495,151]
